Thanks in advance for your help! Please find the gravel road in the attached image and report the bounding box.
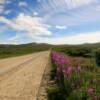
[0,51,50,100]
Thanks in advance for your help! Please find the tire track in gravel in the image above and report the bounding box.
[0,55,39,82]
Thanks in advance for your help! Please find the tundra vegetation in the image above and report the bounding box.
[48,45,100,100]
[0,43,100,100]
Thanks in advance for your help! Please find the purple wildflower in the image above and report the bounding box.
[87,88,94,95]
[64,66,73,79]
[92,96,98,100]
[77,64,81,72]
[56,66,63,80]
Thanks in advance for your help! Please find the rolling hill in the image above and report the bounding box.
[0,43,52,59]
[0,42,100,59]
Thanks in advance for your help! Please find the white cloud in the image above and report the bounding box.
[0,26,6,33]
[0,5,3,13]
[37,0,98,14]
[55,25,67,29]
[65,0,98,9]
[0,0,5,13]
[33,11,38,16]
[0,0,5,4]
[7,34,23,44]
[0,0,100,45]
[37,0,99,31]
[37,0,41,3]
[0,39,18,44]
[0,13,52,38]
[19,2,27,6]
[41,31,100,44]
[43,2,100,27]
[6,0,11,4]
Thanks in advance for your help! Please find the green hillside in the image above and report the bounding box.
[0,43,52,59]
[0,42,100,59]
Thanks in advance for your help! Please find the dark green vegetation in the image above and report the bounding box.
[53,43,100,57]
[0,43,52,59]
[0,42,100,99]
[1,42,100,59]
[48,52,100,100]
[95,48,100,66]
[47,43,100,100]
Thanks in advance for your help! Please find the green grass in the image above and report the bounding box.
[0,43,52,59]
[48,52,100,100]
[52,42,100,57]
[48,45,100,100]
[0,42,100,59]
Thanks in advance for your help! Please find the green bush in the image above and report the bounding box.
[47,87,66,100]
[95,48,100,66]
[67,90,88,100]
[66,47,92,57]
[50,63,57,80]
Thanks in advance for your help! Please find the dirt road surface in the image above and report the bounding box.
[0,51,50,100]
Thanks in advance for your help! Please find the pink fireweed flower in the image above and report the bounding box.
[64,66,73,79]
[59,58,68,65]
[87,88,94,95]
[92,96,98,100]
[57,66,62,73]
[77,64,81,72]
[52,52,60,61]
[52,52,71,66]
[56,66,63,79]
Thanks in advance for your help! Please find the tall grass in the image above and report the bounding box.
[48,51,100,100]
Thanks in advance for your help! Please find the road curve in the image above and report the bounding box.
[0,51,50,100]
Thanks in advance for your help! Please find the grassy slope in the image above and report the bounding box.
[0,42,100,59]
[53,43,100,52]
[48,44,100,100]
[0,43,52,59]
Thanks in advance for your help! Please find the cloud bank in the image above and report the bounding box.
[0,13,52,38]
[0,0,100,44]
[40,31,100,45]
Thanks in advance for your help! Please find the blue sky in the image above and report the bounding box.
[0,0,100,44]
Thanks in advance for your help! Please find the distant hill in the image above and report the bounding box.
[0,43,52,59]
[0,42,100,59]
[53,42,100,51]
[52,43,100,58]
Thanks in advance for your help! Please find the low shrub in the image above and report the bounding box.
[47,87,65,100]
[48,51,99,100]
[95,48,100,66]
[67,90,88,100]
[67,47,92,57]
[50,63,57,80]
